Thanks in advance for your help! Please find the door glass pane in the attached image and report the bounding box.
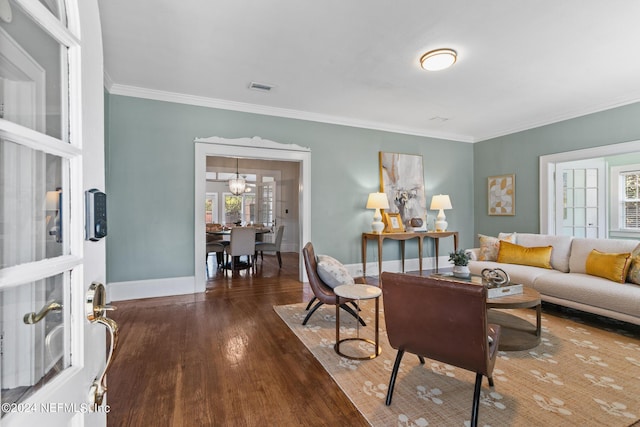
[563,208,574,226]
[586,169,598,187]
[586,188,597,207]
[574,169,586,187]
[565,189,574,207]
[36,0,67,25]
[574,189,586,207]
[0,138,65,269]
[1,272,69,415]
[0,1,68,140]
[574,208,586,226]
[586,207,598,227]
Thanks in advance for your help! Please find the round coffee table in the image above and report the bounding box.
[333,284,382,360]
[486,287,542,351]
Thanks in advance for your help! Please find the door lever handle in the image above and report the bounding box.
[86,282,119,407]
[23,300,62,324]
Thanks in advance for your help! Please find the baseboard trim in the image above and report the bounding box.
[109,276,196,301]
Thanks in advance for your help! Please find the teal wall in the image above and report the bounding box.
[105,94,474,283]
[473,102,640,241]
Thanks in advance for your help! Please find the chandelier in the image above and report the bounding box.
[228,158,246,195]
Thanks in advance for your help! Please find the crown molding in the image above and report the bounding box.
[474,94,640,142]
[106,82,475,143]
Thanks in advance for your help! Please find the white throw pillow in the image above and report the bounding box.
[317,254,354,288]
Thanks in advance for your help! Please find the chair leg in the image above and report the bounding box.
[305,297,317,311]
[488,376,494,387]
[302,301,324,325]
[386,349,405,406]
[471,373,483,427]
[276,251,282,268]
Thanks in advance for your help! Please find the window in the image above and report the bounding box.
[611,164,640,232]
[224,192,255,225]
[205,192,218,224]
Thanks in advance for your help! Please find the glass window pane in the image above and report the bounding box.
[574,189,586,207]
[586,169,598,187]
[586,207,598,227]
[564,171,573,188]
[586,188,598,207]
[0,139,64,269]
[563,208,574,226]
[565,189,574,207]
[562,227,574,236]
[36,0,67,25]
[0,2,68,140]
[1,273,69,413]
[586,228,598,238]
[574,208,586,226]
[574,169,586,187]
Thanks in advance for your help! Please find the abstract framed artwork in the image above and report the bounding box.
[379,152,428,230]
[488,174,515,216]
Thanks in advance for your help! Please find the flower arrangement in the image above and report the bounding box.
[448,249,470,266]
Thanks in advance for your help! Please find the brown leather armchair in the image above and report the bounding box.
[301,242,366,326]
[381,272,501,427]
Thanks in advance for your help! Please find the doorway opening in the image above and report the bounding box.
[194,136,311,291]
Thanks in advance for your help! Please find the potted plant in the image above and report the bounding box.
[449,249,471,278]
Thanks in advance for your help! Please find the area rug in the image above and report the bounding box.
[274,300,640,426]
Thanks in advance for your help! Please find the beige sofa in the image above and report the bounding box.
[467,233,640,326]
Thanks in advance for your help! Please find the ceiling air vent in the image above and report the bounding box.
[248,82,275,92]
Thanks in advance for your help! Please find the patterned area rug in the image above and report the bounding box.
[274,300,640,426]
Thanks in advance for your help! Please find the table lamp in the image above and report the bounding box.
[366,192,390,234]
[430,194,452,231]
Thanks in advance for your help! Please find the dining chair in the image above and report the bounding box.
[223,227,256,276]
[381,272,501,427]
[255,225,284,268]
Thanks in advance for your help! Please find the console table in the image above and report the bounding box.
[362,231,458,277]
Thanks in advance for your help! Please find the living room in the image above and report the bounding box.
[2,1,640,426]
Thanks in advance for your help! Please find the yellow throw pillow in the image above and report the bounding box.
[585,249,632,283]
[478,233,516,261]
[497,241,553,269]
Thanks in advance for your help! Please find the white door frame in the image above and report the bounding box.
[194,136,311,291]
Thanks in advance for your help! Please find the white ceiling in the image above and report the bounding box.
[98,0,640,142]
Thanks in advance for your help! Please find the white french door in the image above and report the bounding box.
[555,159,606,238]
[1,1,108,426]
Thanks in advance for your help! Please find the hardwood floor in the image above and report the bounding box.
[107,252,370,427]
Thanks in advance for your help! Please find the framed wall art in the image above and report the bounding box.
[488,174,515,216]
[379,152,427,230]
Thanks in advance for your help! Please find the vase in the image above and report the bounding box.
[452,265,470,278]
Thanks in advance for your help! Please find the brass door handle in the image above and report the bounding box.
[86,282,119,407]
[23,300,62,324]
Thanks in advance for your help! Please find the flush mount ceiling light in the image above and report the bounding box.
[420,48,457,71]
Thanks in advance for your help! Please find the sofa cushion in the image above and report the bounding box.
[516,233,573,272]
[316,255,354,288]
[626,244,640,285]
[569,238,640,274]
[478,233,516,261]
[533,272,640,319]
[497,241,552,269]
[585,249,631,283]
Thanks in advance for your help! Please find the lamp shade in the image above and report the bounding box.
[366,192,390,210]
[430,194,452,210]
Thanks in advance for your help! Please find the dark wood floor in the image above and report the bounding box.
[107,253,640,426]
[107,252,370,427]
